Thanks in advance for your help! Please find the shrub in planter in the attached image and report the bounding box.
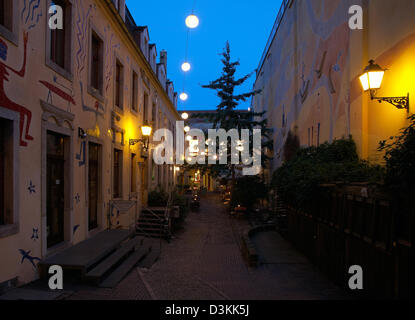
[231,176,268,210]
[379,114,415,191]
[272,137,384,208]
[148,189,169,207]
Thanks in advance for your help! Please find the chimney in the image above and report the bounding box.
[119,0,126,21]
[160,50,167,72]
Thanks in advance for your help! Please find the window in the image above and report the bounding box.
[90,31,104,94]
[113,149,122,198]
[143,93,148,123]
[49,0,72,73]
[0,0,12,32]
[0,117,14,229]
[0,118,5,225]
[131,153,136,193]
[115,59,123,109]
[132,71,138,112]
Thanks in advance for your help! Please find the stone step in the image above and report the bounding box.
[137,222,163,227]
[137,247,161,269]
[99,246,150,288]
[85,237,144,284]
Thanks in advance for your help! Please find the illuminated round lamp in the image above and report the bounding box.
[181,62,191,72]
[185,14,199,29]
[184,126,190,133]
[186,135,192,141]
[180,93,188,101]
[181,112,189,120]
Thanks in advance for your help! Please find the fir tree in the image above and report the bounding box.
[193,42,272,188]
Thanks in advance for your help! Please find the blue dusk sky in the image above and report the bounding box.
[126,0,282,111]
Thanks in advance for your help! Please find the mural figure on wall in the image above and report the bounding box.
[19,249,40,269]
[76,141,86,167]
[300,62,310,103]
[21,0,43,30]
[31,228,39,241]
[75,0,96,78]
[73,224,80,235]
[0,32,33,147]
[28,180,36,194]
[40,78,76,108]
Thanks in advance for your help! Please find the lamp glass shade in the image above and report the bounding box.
[360,60,385,91]
[185,15,199,29]
[368,71,384,90]
[141,125,152,137]
[184,126,190,133]
[181,112,189,120]
[359,73,370,91]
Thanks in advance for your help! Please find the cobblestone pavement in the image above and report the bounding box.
[68,193,347,300]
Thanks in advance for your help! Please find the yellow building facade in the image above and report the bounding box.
[0,0,180,286]
[253,0,415,172]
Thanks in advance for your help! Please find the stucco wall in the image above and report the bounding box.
[254,0,415,172]
[0,0,179,285]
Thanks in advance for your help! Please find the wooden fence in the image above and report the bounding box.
[285,184,415,299]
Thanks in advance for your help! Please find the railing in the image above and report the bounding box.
[256,0,293,77]
[284,185,415,299]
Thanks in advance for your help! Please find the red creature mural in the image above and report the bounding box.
[0,32,32,147]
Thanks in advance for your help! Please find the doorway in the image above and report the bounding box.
[46,131,66,248]
[88,142,100,231]
[0,119,4,225]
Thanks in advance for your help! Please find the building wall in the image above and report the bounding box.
[254,0,415,173]
[0,0,179,285]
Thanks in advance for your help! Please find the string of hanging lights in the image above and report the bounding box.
[180,1,200,122]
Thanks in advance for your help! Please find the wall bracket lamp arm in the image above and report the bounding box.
[370,90,409,111]
[129,138,150,150]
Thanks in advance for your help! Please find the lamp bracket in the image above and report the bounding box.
[370,91,409,111]
[129,138,145,146]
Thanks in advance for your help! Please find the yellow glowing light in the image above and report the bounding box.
[180,93,188,101]
[368,71,385,89]
[181,112,189,120]
[184,126,190,133]
[181,62,191,72]
[185,14,199,29]
[359,74,370,92]
[141,124,152,137]
[359,60,385,91]
[186,135,192,141]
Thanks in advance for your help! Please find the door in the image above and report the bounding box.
[141,163,148,207]
[0,120,4,225]
[47,132,66,248]
[88,143,100,231]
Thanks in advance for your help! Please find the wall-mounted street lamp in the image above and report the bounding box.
[359,60,409,111]
[129,124,152,151]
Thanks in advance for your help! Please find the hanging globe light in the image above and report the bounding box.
[185,14,199,29]
[181,112,189,120]
[180,93,188,101]
[181,62,191,72]
[184,126,190,133]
